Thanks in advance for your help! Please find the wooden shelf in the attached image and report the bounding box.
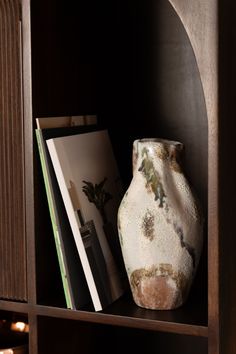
[0,301,29,314]
[0,292,208,337]
[35,296,208,337]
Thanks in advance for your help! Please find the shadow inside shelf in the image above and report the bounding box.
[0,317,28,353]
[102,290,207,327]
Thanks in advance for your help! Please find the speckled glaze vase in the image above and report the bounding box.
[117,139,204,310]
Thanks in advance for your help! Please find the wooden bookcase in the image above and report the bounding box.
[0,0,235,353]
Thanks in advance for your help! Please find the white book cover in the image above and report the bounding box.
[46,130,125,311]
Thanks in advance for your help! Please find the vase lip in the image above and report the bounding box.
[135,138,183,149]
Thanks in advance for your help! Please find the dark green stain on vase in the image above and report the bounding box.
[138,147,166,207]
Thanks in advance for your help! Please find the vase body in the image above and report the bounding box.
[117,139,204,310]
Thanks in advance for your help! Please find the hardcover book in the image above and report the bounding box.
[46,130,125,311]
[36,115,97,130]
[35,117,98,310]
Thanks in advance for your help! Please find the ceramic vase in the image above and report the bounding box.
[117,138,204,310]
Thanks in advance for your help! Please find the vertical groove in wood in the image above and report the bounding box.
[21,0,36,304]
[0,0,27,301]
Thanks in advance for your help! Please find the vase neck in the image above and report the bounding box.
[132,138,183,174]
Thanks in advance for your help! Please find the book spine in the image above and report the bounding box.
[36,129,73,309]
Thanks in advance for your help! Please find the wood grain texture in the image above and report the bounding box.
[35,303,208,337]
[167,1,219,353]
[0,0,27,301]
[167,2,236,354]
[21,0,36,304]
[218,1,236,354]
[28,314,38,354]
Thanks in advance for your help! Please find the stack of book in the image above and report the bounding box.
[35,115,126,311]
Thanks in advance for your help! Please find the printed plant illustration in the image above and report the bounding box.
[82,177,125,273]
[82,177,112,224]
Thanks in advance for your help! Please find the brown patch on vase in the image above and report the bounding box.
[155,144,182,173]
[155,145,169,161]
[142,210,155,241]
[159,263,173,276]
[169,159,182,173]
[145,183,154,195]
[169,146,183,173]
[130,264,187,310]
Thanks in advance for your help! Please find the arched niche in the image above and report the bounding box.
[144,0,209,215]
[104,0,209,217]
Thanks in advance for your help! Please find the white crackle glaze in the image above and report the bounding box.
[117,139,203,310]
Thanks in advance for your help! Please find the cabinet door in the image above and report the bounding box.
[0,0,27,301]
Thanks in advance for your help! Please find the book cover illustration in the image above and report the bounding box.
[46,130,125,311]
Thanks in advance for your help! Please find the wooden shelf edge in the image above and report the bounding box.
[34,304,208,338]
[0,301,208,337]
[0,300,29,313]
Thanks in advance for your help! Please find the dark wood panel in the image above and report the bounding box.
[91,326,208,354]
[28,314,38,354]
[30,0,97,117]
[37,317,208,354]
[37,317,93,354]
[219,1,236,353]
[0,0,27,301]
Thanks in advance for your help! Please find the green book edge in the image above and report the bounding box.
[35,129,73,309]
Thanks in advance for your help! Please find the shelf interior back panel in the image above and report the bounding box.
[37,316,208,354]
[30,0,209,337]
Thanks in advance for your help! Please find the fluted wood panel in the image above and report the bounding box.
[0,0,27,300]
